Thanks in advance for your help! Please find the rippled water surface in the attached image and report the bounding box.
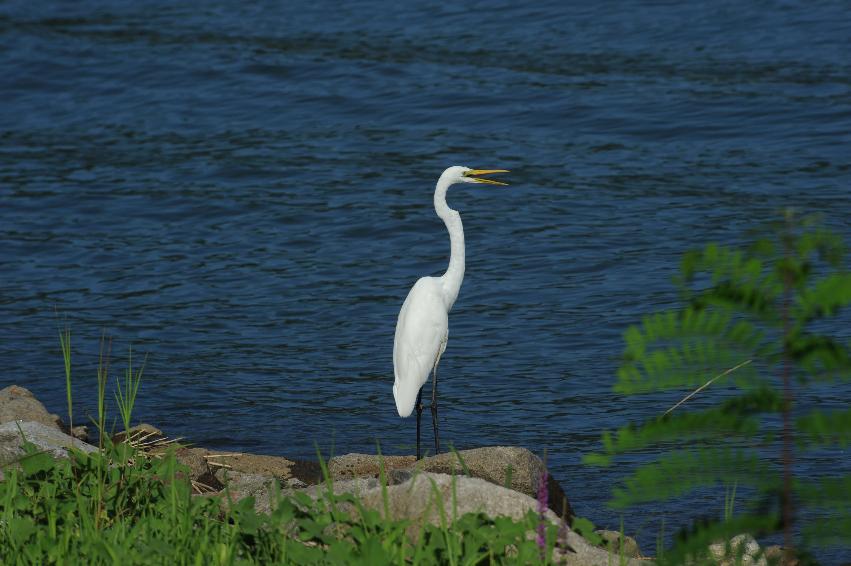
[2,0,850,560]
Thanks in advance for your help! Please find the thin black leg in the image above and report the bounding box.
[431,366,439,455]
[415,389,423,460]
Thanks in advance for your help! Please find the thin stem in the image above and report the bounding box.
[662,359,752,417]
[781,217,794,557]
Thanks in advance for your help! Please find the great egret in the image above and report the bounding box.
[393,166,509,460]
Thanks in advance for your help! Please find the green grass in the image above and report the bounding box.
[1,437,562,565]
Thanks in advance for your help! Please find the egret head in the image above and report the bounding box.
[441,166,509,186]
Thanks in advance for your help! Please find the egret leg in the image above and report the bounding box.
[431,365,440,455]
[415,389,423,460]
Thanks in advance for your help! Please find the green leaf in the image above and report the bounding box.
[797,408,851,447]
[795,273,851,321]
[790,334,851,381]
[797,475,851,509]
[7,516,37,547]
[19,450,56,477]
[571,516,602,546]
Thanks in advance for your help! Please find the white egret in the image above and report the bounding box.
[393,166,509,460]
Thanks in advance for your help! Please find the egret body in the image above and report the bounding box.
[392,166,508,459]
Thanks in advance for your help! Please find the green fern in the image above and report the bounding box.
[586,211,851,560]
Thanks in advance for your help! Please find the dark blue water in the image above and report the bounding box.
[2,0,850,560]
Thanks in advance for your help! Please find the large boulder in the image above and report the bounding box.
[0,385,65,432]
[303,471,638,566]
[329,447,573,520]
[0,420,98,479]
[417,447,573,519]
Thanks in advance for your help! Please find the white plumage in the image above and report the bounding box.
[393,276,448,417]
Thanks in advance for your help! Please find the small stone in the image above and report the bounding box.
[174,447,211,479]
[70,426,89,442]
[595,529,641,557]
[709,533,766,565]
[764,545,798,566]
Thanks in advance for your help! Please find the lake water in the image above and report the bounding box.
[2,0,850,561]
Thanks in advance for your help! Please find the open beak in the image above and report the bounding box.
[463,169,509,186]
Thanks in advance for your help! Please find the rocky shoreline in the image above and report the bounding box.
[0,384,790,565]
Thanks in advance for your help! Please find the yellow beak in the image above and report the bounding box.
[464,169,509,186]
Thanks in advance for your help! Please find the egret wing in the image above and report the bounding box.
[393,277,448,417]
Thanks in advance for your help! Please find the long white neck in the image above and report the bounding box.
[434,174,465,311]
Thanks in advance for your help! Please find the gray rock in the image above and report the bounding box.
[328,452,416,480]
[420,447,572,517]
[0,420,97,471]
[300,477,384,500]
[0,385,66,432]
[206,450,321,486]
[329,446,573,519]
[218,470,279,514]
[173,447,212,479]
[302,471,637,566]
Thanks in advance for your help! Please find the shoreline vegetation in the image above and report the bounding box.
[1,382,784,565]
[1,383,643,565]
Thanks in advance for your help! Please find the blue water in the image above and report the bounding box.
[2,0,850,560]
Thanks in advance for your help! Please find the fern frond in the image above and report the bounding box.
[790,335,851,381]
[691,281,782,323]
[797,409,851,448]
[623,307,764,360]
[795,273,851,321]
[679,243,785,319]
[590,388,780,459]
[681,244,764,286]
[617,344,759,394]
[610,448,778,508]
[618,307,766,394]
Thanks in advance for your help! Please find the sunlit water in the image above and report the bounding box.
[2,0,850,561]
